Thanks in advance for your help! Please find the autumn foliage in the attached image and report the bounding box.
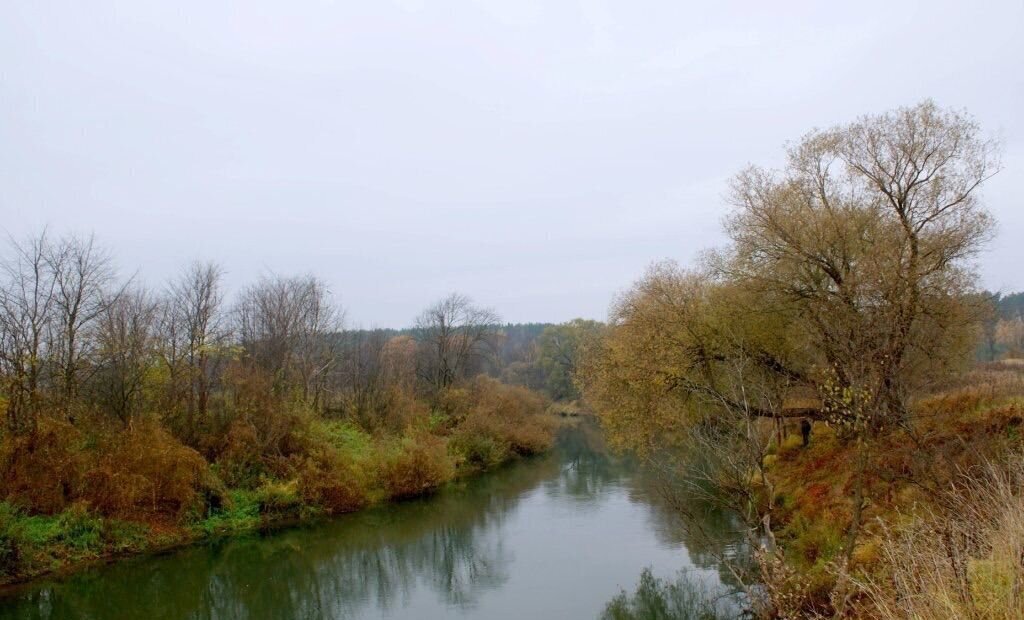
[0,235,556,585]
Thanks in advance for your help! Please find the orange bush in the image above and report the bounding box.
[457,376,555,456]
[0,418,88,514]
[83,417,212,521]
[378,388,430,433]
[0,416,218,522]
[296,445,367,513]
[216,362,309,459]
[214,420,265,488]
[381,432,453,499]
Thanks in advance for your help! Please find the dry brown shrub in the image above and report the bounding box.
[435,386,472,424]
[296,444,367,513]
[381,432,453,499]
[83,417,212,521]
[214,419,265,488]
[0,418,87,513]
[378,388,430,433]
[0,415,219,522]
[217,362,309,459]
[460,376,555,456]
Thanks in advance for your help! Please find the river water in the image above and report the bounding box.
[0,420,743,619]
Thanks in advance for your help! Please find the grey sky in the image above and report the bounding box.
[2,1,1021,328]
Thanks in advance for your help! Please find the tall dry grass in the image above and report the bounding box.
[858,456,1024,619]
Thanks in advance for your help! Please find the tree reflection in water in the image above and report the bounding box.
[555,419,752,595]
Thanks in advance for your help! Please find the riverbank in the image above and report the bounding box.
[0,421,740,620]
[0,378,558,589]
[0,420,557,589]
[756,361,1024,616]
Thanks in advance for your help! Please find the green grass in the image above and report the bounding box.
[0,501,157,580]
[193,490,261,537]
[251,478,303,517]
[449,432,509,470]
[311,420,373,459]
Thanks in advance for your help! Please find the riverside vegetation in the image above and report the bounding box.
[4,100,1022,620]
[0,247,578,586]
[581,101,1024,618]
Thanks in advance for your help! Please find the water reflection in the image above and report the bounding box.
[600,567,737,620]
[554,421,751,594]
[0,420,746,620]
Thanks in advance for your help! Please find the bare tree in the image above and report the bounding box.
[46,233,118,412]
[414,293,499,396]
[235,274,342,407]
[159,262,228,440]
[333,329,393,428]
[0,231,58,434]
[91,287,157,427]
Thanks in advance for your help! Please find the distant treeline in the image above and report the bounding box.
[979,291,1024,360]
[344,321,553,376]
[991,292,1024,319]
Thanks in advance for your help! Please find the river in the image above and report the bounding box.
[0,420,744,619]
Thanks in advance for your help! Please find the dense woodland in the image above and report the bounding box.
[0,240,595,584]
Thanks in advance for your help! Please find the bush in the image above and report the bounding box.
[296,444,368,514]
[214,420,266,489]
[450,432,508,469]
[215,362,311,461]
[54,502,103,551]
[308,420,372,460]
[0,503,21,579]
[83,418,211,521]
[451,377,555,459]
[379,389,431,433]
[252,478,302,517]
[435,387,472,420]
[0,418,88,514]
[381,432,453,499]
[0,416,215,522]
[196,490,260,536]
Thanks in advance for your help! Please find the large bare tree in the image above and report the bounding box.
[46,234,118,412]
[235,274,342,407]
[414,293,499,396]
[724,100,998,431]
[92,287,157,427]
[159,261,228,440]
[0,231,58,434]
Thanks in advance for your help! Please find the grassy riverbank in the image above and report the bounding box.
[757,361,1024,616]
[582,363,1024,619]
[0,377,557,587]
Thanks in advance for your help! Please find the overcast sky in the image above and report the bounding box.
[2,1,1021,327]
